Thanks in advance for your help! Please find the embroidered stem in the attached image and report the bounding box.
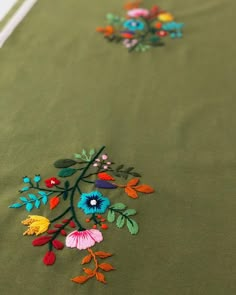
[30,186,73,194]
[109,207,133,224]
[50,207,71,223]
[69,146,106,230]
[87,248,99,275]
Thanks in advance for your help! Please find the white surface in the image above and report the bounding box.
[0,0,18,21]
[0,0,37,47]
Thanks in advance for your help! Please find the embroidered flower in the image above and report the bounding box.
[127,8,149,18]
[22,215,50,236]
[78,191,110,215]
[65,229,103,250]
[123,19,145,31]
[44,177,60,188]
[123,38,138,48]
[34,175,41,183]
[23,176,30,183]
[93,154,112,169]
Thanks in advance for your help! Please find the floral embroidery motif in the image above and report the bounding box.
[96,1,185,52]
[8,146,154,284]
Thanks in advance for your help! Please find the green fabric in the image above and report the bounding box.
[1,0,236,294]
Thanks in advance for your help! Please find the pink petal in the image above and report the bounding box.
[77,231,95,250]
[88,229,103,243]
[65,231,78,248]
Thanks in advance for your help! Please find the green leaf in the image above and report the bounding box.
[82,149,86,156]
[58,168,77,177]
[63,191,68,201]
[74,153,82,159]
[116,215,125,228]
[113,171,121,177]
[123,209,137,216]
[54,159,77,168]
[107,210,115,223]
[125,167,134,173]
[126,218,139,235]
[110,203,126,210]
[131,172,141,177]
[106,13,114,21]
[89,148,95,156]
[116,165,124,171]
[65,180,70,188]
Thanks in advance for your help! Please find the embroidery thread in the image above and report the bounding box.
[96,1,185,52]
[8,146,154,284]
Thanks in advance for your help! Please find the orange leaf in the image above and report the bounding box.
[94,251,113,258]
[81,254,92,264]
[99,263,115,272]
[105,26,114,34]
[124,1,141,10]
[96,27,105,33]
[83,268,94,275]
[96,272,106,284]
[125,186,138,199]
[71,275,90,284]
[49,196,60,210]
[134,185,155,193]
[98,172,115,181]
[127,178,140,187]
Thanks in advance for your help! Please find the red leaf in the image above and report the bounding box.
[127,178,140,187]
[43,251,56,265]
[47,229,58,234]
[60,229,67,236]
[71,276,90,284]
[69,221,76,228]
[125,186,138,199]
[96,272,106,284]
[81,254,92,264]
[62,219,70,223]
[94,251,113,258]
[32,236,51,246]
[49,196,60,210]
[54,224,63,228]
[52,239,64,250]
[98,172,115,181]
[134,184,155,193]
[83,268,94,275]
[99,263,115,272]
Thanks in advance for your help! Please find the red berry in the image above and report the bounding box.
[157,30,168,37]
[101,224,108,230]
[97,215,102,219]
[93,225,97,229]
[85,218,90,223]
[101,218,106,222]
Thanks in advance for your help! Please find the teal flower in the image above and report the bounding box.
[78,191,110,215]
[123,19,145,31]
[23,176,30,183]
[34,175,41,183]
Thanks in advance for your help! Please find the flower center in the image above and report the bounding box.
[51,180,55,184]
[90,199,97,206]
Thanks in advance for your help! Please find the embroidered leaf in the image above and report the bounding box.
[126,218,139,235]
[47,229,58,234]
[81,254,92,264]
[98,172,115,181]
[127,178,139,187]
[110,203,126,210]
[94,251,112,258]
[58,168,77,177]
[49,196,60,210]
[116,165,124,171]
[35,199,41,209]
[28,194,38,200]
[125,186,138,198]
[41,195,48,205]
[54,159,77,168]
[116,215,125,228]
[82,149,86,156]
[134,185,155,193]
[113,171,121,177]
[71,276,90,284]
[123,209,137,216]
[63,180,70,200]
[95,180,117,189]
[107,210,115,222]
[69,221,76,228]
[83,268,94,275]
[43,251,56,265]
[96,272,106,284]
[99,263,115,272]
[89,148,95,156]
[32,236,52,246]
[9,203,23,208]
[60,229,67,236]
[52,239,64,250]
[125,167,134,173]
[74,153,82,159]
[130,172,141,177]
[19,197,28,203]
[26,202,34,211]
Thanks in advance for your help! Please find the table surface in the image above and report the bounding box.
[0,1,236,294]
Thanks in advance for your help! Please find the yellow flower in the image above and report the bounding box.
[158,12,174,22]
[22,215,50,236]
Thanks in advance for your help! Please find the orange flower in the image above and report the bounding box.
[96,26,114,37]
[124,0,141,10]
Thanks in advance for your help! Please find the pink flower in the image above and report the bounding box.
[65,229,103,250]
[93,163,98,167]
[123,39,138,48]
[101,154,108,160]
[127,8,149,18]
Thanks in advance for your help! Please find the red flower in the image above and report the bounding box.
[43,251,56,265]
[45,177,60,188]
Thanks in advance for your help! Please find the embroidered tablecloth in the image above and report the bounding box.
[0,0,236,294]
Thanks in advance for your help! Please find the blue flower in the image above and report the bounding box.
[123,19,145,31]
[34,175,41,183]
[78,191,110,215]
[23,176,30,183]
